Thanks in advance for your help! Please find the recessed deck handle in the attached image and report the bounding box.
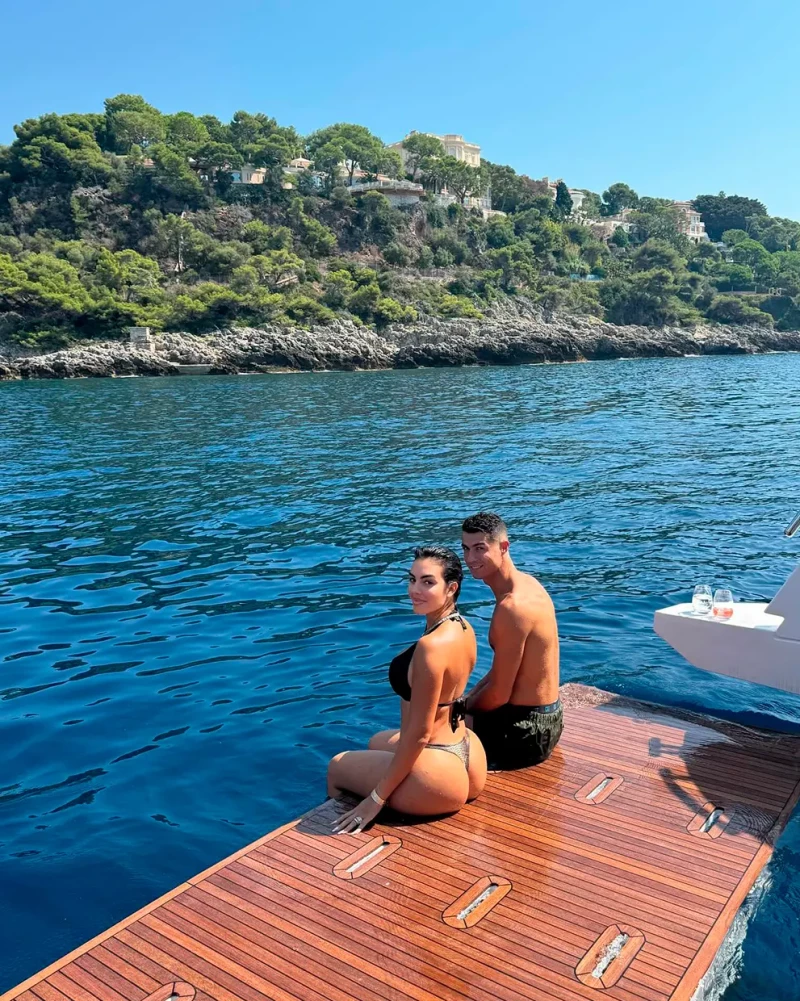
[576,924,645,988]
[443,875,511,928]
[333,835,401,879]
[575,772,624,806]
[688,802,735,839]
[144,984,195,1001]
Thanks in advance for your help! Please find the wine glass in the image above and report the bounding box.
[692,585,713,615]
[713,588,734,619]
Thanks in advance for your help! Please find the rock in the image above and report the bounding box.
[1,303,799,380]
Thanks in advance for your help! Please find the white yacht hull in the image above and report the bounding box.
[654,568,800,695]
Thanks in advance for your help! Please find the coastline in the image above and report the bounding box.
[2,299,798,380]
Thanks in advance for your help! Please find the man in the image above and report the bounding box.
[462,511,562,770]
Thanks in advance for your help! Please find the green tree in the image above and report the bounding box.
[94,249,162,301]
[191,142,242,182]
[128,144,206,210]
[601,182,639,217]
[400,133,444,179]
[579,191,603,219]
[692,193,768,241]
[374,296,417,326]
[599,269,696,326]
[306,123,391,185]
[720,229,748,246]
[712,262,755,292]
[288,200,337,256]
[705,295,774,326]
[383,242,411,266]
[165,113,210,153]
[632,239,686,274]
[486,215,516,248]
[5,114,113,188]
[231,250,306,290]
[486,243,537,290]
[610,226,630,248]
[198,116,232,144]
[629,200,687,247]
[440,157,483,204]
[105,94,165,152]
[242,221,293,253]
[730,238,775,284]
[746,215,800,253]
[553,181,573,219]
[322,269,357,308]
[481,161,550,214]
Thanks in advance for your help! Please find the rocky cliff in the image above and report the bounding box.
[2,299,798,380]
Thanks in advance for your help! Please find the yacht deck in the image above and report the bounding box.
[5,684,800,1001]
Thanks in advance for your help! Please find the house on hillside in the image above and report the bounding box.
[347,177,426,207]
[543,177,590,218]
[388,131,493,215]
[389,131,482,169]
[672,201,709,243]
[230,165,268,184]
[590,208,637,241]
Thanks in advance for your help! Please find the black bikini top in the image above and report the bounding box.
[388,613,468,732]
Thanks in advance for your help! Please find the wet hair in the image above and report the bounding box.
[413,545,463,606]
[461,511,508,541]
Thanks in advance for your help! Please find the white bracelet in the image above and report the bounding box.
[370,789,386,806]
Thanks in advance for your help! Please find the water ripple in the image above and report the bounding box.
[1,356,800,998]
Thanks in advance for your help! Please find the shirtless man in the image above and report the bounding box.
[462,512,562,770]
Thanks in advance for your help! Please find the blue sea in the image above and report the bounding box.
[2,356,800,999]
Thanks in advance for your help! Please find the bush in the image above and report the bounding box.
[486,215,515,249]
[433,247,454,268]
[383,242,411,267]
[282,295,336,326]
[329,186,353,209]
[11,328,73,350]
[417,246,434,269]
[374,297,417,326]
[705,295,774,327]
[438,294,483,319]
[242,221,293,253]
[322,269,357,308]
[347,282,382,318]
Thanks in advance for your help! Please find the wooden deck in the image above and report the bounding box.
[5,683,800,1001]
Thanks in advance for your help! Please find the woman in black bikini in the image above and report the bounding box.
[328,546,487,834]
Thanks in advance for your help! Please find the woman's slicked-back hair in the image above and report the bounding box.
[413,545,463,605]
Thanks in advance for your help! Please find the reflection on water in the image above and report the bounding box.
[1,355,799,998]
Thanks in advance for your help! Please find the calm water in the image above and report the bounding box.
[1,357,800,999]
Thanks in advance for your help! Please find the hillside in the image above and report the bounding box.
[2,94,800,353]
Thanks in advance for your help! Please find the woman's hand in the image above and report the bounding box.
[332,794,383,835]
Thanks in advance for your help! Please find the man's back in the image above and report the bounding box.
[489,570,560,706]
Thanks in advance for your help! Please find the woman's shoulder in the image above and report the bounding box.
[417,616,473,653]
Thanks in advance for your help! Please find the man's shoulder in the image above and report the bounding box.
[498,573,555,626]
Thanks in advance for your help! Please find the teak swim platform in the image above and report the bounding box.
[5,684,800,1001]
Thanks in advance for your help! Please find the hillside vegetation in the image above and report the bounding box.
[1,94,799,350]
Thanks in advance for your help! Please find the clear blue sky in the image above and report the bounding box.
[3,0,800,217]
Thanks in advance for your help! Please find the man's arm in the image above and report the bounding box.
[466,604,527,712]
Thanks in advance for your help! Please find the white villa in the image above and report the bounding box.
[388,131,492,214]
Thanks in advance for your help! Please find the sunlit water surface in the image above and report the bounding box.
[1,356,799,999]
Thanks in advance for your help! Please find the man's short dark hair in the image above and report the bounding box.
[461,512,508,540]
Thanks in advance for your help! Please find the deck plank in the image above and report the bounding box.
[5,683,800,1001]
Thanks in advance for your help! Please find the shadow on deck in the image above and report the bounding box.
[5,683,800,1001]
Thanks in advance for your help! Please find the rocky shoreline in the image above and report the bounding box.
[2,299,798,380]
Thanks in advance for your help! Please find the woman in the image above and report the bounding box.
[328,545,487,834]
